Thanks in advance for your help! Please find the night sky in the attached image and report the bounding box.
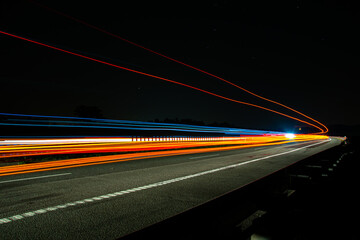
[0,0,358,133]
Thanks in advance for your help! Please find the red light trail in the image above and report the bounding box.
[0,30,326,133]
[27,0,328,134]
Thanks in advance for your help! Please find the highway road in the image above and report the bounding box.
[0,138,340,239]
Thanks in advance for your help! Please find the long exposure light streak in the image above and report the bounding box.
[0,30,325,133]
[0,135,328,176]
[0,115,328,175]
[0,112,284,135]
[2,112,268,134]
[27,0,328,133]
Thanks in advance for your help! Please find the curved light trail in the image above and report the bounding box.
[0,30,325,133]
[26,0,328,133]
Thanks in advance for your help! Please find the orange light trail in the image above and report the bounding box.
[0,135,328,176]
[0,30,325,133]
[27,0,328,134]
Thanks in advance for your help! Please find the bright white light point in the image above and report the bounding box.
[285,133,295,139]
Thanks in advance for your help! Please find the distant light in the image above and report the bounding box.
[285,133,295,139]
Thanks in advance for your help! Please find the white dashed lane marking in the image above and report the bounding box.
[0,140,330,225]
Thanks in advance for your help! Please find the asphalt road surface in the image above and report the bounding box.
[0,138,340,239]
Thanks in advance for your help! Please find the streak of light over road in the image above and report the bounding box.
[0,112,285,134]
[0,30,327,133]
[28,0,328,133]
[0,134,328,176]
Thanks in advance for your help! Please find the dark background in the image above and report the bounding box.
[0,0,358,135]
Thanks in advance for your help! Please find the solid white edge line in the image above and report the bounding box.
[0,139,331,225]
[0,173,72,184]
[189,154,220,159]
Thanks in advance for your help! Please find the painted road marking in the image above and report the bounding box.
[0,139,330,225]
[189,154,220,159]
[0,173,72,184]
